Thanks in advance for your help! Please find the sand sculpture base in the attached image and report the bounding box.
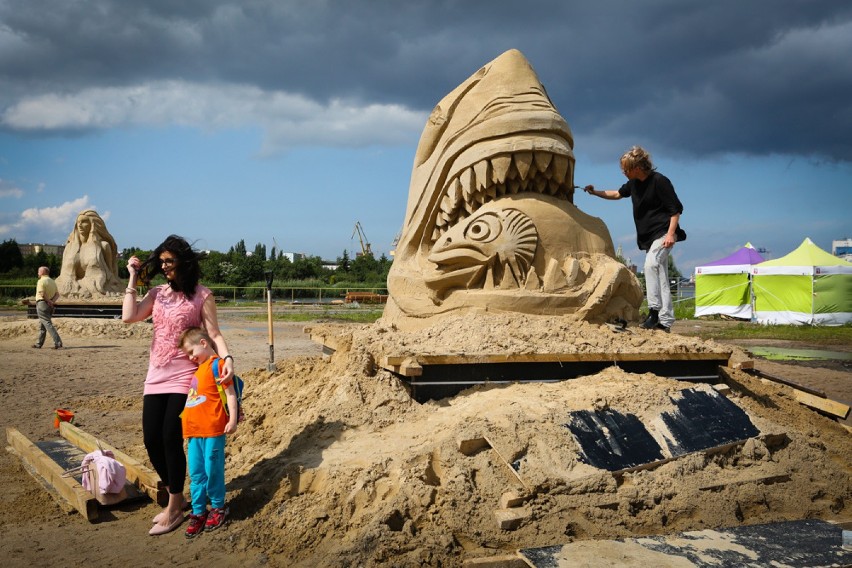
[312,328,731,403]
[308,314,734,403]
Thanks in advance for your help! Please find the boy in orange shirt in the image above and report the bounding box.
[178,327,239,538]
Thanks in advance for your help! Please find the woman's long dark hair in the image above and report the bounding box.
[138,235,203,298]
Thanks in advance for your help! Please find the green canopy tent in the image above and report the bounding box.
[694,243,765,319]
[752,238,852,325]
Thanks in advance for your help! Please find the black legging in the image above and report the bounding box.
[143,393,188,495]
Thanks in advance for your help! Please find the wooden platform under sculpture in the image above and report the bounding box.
[308,317,734,403]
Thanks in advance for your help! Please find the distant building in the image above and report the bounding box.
[832,238,852,262]
[18,243,65,257]
[281,252,305,262]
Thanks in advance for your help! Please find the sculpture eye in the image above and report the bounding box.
[464,213,502,242]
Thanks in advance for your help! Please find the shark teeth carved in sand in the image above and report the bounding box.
[432,151,572,241]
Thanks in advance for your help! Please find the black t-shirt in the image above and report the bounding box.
[618,171,686,251]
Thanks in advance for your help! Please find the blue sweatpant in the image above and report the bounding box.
[186,435,226,515]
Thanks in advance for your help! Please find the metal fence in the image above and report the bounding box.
[207,286,388,304]
[0,285,31,300]
[0,284,388,305]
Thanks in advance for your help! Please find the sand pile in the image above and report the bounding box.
[333,313,733,357]
[216,314,851,567]
[0,316,152,341]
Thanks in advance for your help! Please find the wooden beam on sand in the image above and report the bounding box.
[462,554,529,568]
[484,436,529,490]
[721,367,850,420]
[6,427,98,521]
[59,422,165,504]
[742,367,827,398]
[457,436,529,489]
[789,390,850,420]
[699,468,791,491]
[307,328,342,352]
[382,350,731,369]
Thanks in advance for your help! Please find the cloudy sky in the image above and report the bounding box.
[1,0,850,275]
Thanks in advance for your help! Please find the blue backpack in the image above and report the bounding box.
[211,358,245,422]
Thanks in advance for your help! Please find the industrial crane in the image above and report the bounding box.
[352,221,373,257]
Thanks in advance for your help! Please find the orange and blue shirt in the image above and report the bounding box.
[182,355,233,439]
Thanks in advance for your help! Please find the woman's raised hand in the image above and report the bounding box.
[127,256,140,278]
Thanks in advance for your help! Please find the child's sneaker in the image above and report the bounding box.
[185,511,208,539]
[205,506,228,531]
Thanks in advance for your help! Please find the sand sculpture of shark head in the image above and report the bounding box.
[383,49,643,330]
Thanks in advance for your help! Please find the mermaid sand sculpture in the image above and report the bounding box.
[55,209,124,299]
[383,49,643,331]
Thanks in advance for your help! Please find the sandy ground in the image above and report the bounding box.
[0,309,849,567]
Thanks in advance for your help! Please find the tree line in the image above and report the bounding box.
[0,238,392,289]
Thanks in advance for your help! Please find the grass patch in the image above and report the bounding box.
[246,309,384,324]
[671,297,851,346]
[691,322,852,346]
[673,297,696,320]
[217,301,266,308]
[0,298,28,309]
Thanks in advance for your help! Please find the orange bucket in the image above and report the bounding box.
[54,408,75,429]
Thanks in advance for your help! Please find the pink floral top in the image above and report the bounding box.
[144,284,212,395]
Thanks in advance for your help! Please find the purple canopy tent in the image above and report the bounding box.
[695,244,765,319]
[703,246,766,268]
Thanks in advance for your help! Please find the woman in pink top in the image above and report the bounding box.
[122,235,234,536]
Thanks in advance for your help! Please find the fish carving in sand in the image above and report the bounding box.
[383,49,643,330]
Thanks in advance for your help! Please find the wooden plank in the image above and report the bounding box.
[462,554,529,568]
[307,328,342,353]
[484,436,529,490]
[721,366,848,418]
[828,519,852,530]
[743,367,827,398]
[59,422,164,504]
[699,469,790,491]
[386,357,423,376]
[717,365,735,383]
[494,507,530,530]
[382,351,731,368]
[499,491,525,509]
[791,389,850,420]
[457,437,490,456]
[6,427,98,521]
[37,438,143,506]
[400,358,423,377]
[612,440,748,476]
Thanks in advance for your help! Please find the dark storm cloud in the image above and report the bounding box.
[1,0,850,160]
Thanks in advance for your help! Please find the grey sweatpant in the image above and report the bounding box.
[644,236,675,328]
[36,300,62,347]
